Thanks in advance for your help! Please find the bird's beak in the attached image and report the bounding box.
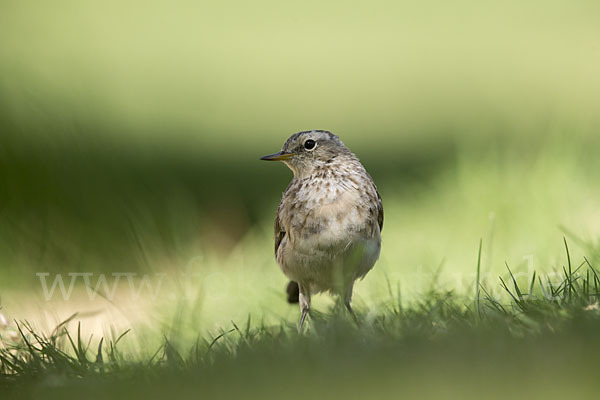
[260,151,294,161]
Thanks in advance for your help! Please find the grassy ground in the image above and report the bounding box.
[2,126,600,399]
[2,242,600,399]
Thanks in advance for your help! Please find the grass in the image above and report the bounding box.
[2,119,600,399]
[2,242,600,399]
[2,109,600,398]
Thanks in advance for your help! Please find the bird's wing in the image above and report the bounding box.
[274,209,286,256]
[275,180,295,256]
[376,190,384,232]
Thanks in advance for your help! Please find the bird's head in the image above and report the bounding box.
[260,130,352,178]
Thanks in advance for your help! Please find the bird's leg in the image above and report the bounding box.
[298,283,311,333]
[299,309,308,332]
[344,300,354,315]
[344,283,359,325]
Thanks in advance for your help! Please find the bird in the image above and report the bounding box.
[261,130,383,330]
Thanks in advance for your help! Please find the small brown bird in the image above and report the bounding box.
[261,130,383,330]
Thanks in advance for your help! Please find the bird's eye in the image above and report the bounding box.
[304,139,316,150]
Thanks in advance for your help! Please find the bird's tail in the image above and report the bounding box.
[286,281,299,303]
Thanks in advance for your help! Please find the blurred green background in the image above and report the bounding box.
[1,0,600,334]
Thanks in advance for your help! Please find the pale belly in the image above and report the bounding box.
[277,225,381,295]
